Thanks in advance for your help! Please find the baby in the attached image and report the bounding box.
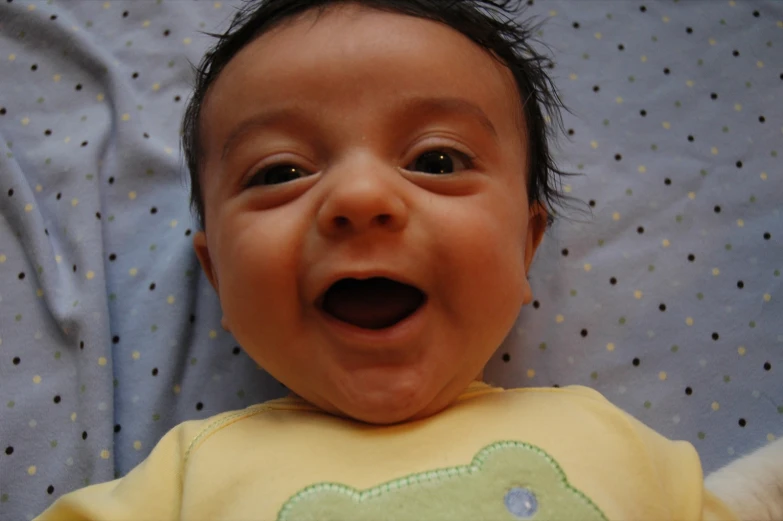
[36,0,782,520]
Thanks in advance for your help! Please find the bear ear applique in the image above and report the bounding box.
[277,440,608,521]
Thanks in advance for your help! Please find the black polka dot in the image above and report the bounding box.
[589,200,596,207]
[759,116,766,123]
[81,141,88,147]
[185,229,192,236]
[561,248,569,256]
[733,50,740,57]
[151,367,158,376]
[143,132,150,139]
[44,129,52,136]
[163,29,170,36]
[44,229,49,236]
[108,177,115,184]
[738,418,746,427]
[79,341,84,350]
[737,281,744,289]
[711,332,719,341]
[72,265,77,273]
[47,485,54,495]
[18,272,25,280]
[639,5,647,12]
[12,357,20,365]
[685,386,693,395]
[688,253,695,262]
[0,107,6,115]
[196,402,204,411]
[567,128,574,136]
[736,161,743,168]
[764,362,772,371]
[109,253,117,261]
[50,14,56,20]
[710,92,718,100]
[592,85,600,92]
[572,22,580,29]
[114,424,121,433]
[532,300,540,309]
[112,335,120,344]
[752,10,759,17]
[122,10,129,17]
[714,205,721,213]
[56,192,62,200]
[132,72,139,79]
[637,226,644,234]
[687,135,694,142]
[580,329,588,338]
[7,188,13,196]
[53,395,61,404]
[149,282,156,290]
[30,64,37,71]
[232,346,241,355]
[632,358,640,367]
[640,109,647,117]
[5,446,13,455]
[95,212,101,220]
[189,314,196,323]
[663,67,670,75]
[75,83,82,91]
[81,431,88,440]
[686,27,692,34]
[610,277,617,285]
[614,154,622,161]
[502,353,511,362]
[659,303,666,311]
[618,44,625,51]
[150,207,157,214]
[664,178,671,186]
[764,232,771,240]
[174,95,181,102]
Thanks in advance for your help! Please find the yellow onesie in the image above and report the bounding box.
[35,382,737,521]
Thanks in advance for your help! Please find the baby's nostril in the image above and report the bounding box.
[334,216,350,228]
[376,214,391,226]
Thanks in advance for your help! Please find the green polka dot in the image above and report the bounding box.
[185,270,194,278]
[697,432,706,440]
[54,351,61,360]
[569,290,577,297]
[151,324,158,332]
[146,168,154,176]
[85,174,94,181]
[746,81,752,88]
[674,101,681,108]
[619,317,626,325]
[602,119,609,126]
[749,195,756,203]
[80,384,86,393]
[81,115,87,121]
[136,104,143,111]
[626,189,633,196]
[15,314,21,322]
[651,144,658,151]
[643,401,651,409]
[83,478,90,487]
[577,163,584,170]
[697,58,704,65]
[37,265,43,275]
[109,293,117,301]
[725,243,732,251]
[45,158,51,165]
[50,440,57,448]
[113,378,118,388]
[1,494,8,503]
[190,358,198,365]
[771,151,778,158]
[5,152,12,159]
[651,35,658,42]
[778,406,783,414]
[719,19,726,25]
[126,40,133,47]
[582,53,590,60]
[749,321,756,328]
[648,265,655,272]
[697,293,704,300]
[628,75,635,82]
[7,401,14,408]
[150,244,157,251]
[108,215,115,222]
[237,389,246,398]
[723,375,731,383]
[37,97,44,103]
[675,215,683,223]
[72,300,79,307]
[722,126,729,133]
[671,345,679,353]
[774,269,780,277]
[700,169,708,176]
[538,342,547,351]
[168,60,176,68]
[85,20,93,27]
[606,13,612,19]
[152,413,160,421]
[597,239,605,247]
[590,371,598,380]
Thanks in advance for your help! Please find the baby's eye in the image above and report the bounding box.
[245,164,310,187]
[405,149,473,175]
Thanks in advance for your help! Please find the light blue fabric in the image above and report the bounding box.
[0,1,780,519]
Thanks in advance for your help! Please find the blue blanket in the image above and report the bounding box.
[1,1,780,519]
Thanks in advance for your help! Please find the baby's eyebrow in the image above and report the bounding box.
[220,95,498,160]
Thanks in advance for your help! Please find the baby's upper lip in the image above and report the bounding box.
[313,269,425,307]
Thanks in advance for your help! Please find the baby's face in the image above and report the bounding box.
[194,3,546,424]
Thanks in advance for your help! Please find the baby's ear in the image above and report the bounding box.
[193,231,220,293]
[524,202,547,272]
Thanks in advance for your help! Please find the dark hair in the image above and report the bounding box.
[182,0,584,230]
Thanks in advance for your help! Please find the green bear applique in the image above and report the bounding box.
[277,440,608,520]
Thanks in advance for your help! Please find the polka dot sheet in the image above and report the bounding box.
[0,1,780,519]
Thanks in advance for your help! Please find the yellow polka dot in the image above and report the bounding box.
[167,295,175,305]
[738,346,746,355]
[728,0,736,6]
[756,61,764,68]
[142,20,151,28]
[103,1,110,8]
[634,290,643,299]
[594,32,602,40]
[53,74,61,82]
[164,146,173,155]
[555,315,564,323]
[563,185,572,194]
[170,219,178,228]
[734,103,742,112]
[569,73,578,80]
[711,147,719,155]
[527,369,536,378]
[548,10,557,16]
[768,433,776,442]
[615,96,623,104]
[214,1,223,7]
[712,268,720,276]
[659,371,667,381]
[128,191,137,200]
[33,375,41,384]
[122,113,130,121]
[686,317,694,326]
[763,293,771,302]
[173,384,181,395]
[27,4,36,10]
[86,271,95,280]
[662,239,670,248]
[583,264,592,272]
[612,212,620,221]
[71,198,79,207]
[28,466,37,476]
[688,192,696,200]
[36,288,43,298]
[70,412,77,422]
[133,441,142,451]
[662,121,671,130]
[778,21,783,28]
[98,356,107,366]
[8,53,16,61]
[641,55,647,63]
[209,329,218,339]
[55,255,62,263]
[35,184,43,192]
[760,172,768,180]
[737,219,744,227]
[101,449,110,459]
[183,37,192,45]
[152,83,160,91]
[21,117,30,126]
[638,165,646,173]
[709,38,717,46]
[132,351,140,360]
[24,203,33,212]
[129,267,138,276]
[97,93,104,102]
[0,254,5,263]
[686,80,694,88]
[590,140,598,149]
[662,16,670,23]
[712,401,720,411]
[606,343,615,352]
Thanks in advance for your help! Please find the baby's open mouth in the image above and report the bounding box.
[319,277,427,330]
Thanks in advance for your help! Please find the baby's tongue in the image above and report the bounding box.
[321,277,424,330]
